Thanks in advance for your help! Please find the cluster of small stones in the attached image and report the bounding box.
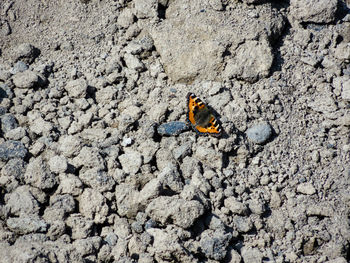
[0,0,349,262]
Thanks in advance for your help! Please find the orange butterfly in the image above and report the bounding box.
[187,93,222,137]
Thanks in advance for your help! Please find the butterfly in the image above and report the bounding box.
[186,93,222,137]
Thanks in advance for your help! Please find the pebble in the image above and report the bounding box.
[241,247,263,263]
[297,182,316,195]
[157,121,189,136]
[12,70,41,89]
[11,43,40,64]
[0,140,27,161]
[0,114,18,133]
[246,123,272,144]
[10,61,29,74]
[199,229,232,260]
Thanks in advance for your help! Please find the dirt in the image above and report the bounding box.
[0,0,349,262]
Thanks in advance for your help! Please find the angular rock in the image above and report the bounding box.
[58,135,82,157]
[224,40,273,82]
[10,43,40,64]
[73,146,105,170]
[79,168,115,192]
[64,78,88,98]
[57,173,84,196]
[290,0,338,24]
[118,149,142,175]
[241,247,263,263]
[79,188,109,224]
[29,117,53,135]
[0,114,18,134]
[66,214,94,240]
[48,155,68,174]
[12,70,46,89]
[0,140,27,161]
[50,194,75,214]
[194,144,223,170]
[123,53,145,72]
[233,216,253,233]
[224,197,249,215]
[7,215,47,234]
[246,123,272,144]
[24,156,57,189]
[146,196,204,228]
[200,229,232,260]
[5,185,41,216]
[115,183,139,218]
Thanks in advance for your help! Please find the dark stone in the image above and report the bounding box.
[1,114,18,133]
[0,140,27,161]
[157,121,189,136]
[200,229,232,260]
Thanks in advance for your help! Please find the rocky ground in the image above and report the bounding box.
[0,0,349,262]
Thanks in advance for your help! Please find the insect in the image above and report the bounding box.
[186,93,222,137]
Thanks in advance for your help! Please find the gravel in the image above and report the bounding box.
[0,0,349,262]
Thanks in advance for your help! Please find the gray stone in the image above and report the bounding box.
[224,197,249,215]
[233,216,253,233]
[133,0,158,19]
[0,140,27,161]
[10,61,28,74]
[58,135,82,157]
[29,117,53,135]
[1,158,26,180]
[12,70,45,89]
[0,114,18,133]
[341,79,350,101]
[172,143,192,161]
[118,149,142,175]
[199,229,232,260]
[241,247,263,263]
[66,214,94,240]
[95,86,117,104]
[246,123,272,144]
[57,173,83,196]
[117,8,135,28]
[115,183,139,218]
[290,0,338,24]
[5,127,26,140]
[79,188,109,224]
[6,215,47,234]
[5,186,41,216]
[24,156,57,189]
[297,182,316,195]
[157,164,184,193]
[79,167,115,192]
[10,43,40,64]
[309,95,338,113]
[64,78,88,98]
[50,194,75,214]
[48,155,68,173]
[146,196,204,228]
[150,0,284,83]
[73,146,105,170]
[248,199,266,215]
[224,40,273,82]
[124,53,145,72]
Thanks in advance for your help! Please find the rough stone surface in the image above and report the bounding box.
[0,0,349,262]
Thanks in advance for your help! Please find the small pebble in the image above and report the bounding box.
[246,123,272,144]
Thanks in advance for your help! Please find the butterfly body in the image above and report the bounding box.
[187,93,222,137]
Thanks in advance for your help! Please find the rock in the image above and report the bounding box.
[133,0,158,19]
[118,149,142,175]
[57,173,84,196]
[79,168,115,192]
[95,86,117,104]
[146,196,205,228]
[29,117,53,135]
[58,135,82,157]
[6,215,47,234]
[0,114,18,133]
[148,102,168,122]
[150,1,284,83]
[194,144,223,170]
[157,121,189,136]
[1,158,26,180]
[117,8,135,28]
[233,216,253,233]
[270,191,282,208]
[4,186,41,216]
[123,53,145,72]
[5,127,26,140]
[79,188,109,224]
[12,70,46,89]
[50,194,75,214]
[10,61,29,74]
[248,199,266,215]
[115,183,139,218]
[290,0,338,24]
[172,143,192,161]
[224,40,273,82]
[24,156,57,189]
[48,155,68,173]
[306,203,333,217]
[138,140,159,164]
[157,164,184,193]
[224,197,249,215]
[199,229,232,260]
[146,228,195,262]
[246,123,272,144]
[10,43,40,64]
[241,247,263,263]
[334,43,350,62]
[341,79,350,101]
[0,140,27,161]
[73,146,105,170]
[66,214,94,239]
[138,178,162,207]
[309,95,338,113]
[297,182,316,195]
[73,236,101,256]
[226,248,242,263]
[64,78,88,98]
